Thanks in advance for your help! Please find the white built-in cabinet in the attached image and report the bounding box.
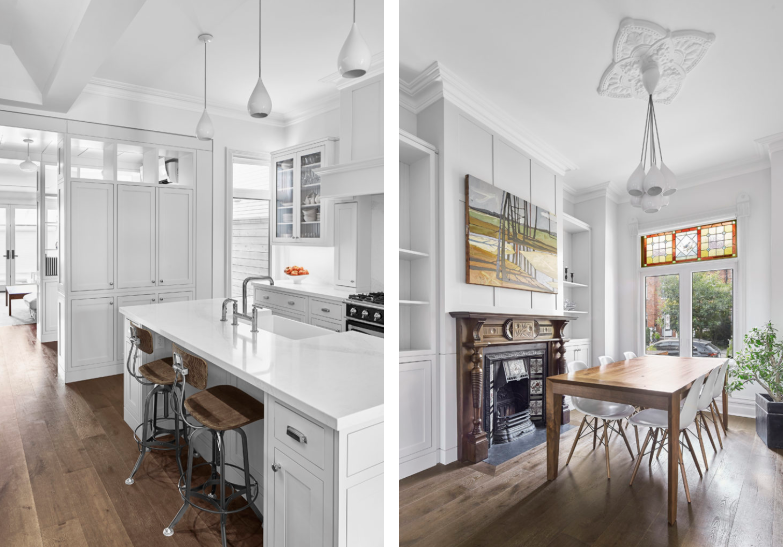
[334,202,357,288]
[561,213,593,365]
[117,185,155,289]
[70,181,114,291]
[399,358,434,459]
[71,297,115,368]
[157,187,193,286]
[271,138,338,246]
[254,286,344,332]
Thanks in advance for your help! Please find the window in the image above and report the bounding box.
[641,219,736,267]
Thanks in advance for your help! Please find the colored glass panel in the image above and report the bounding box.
[641,219,737,267]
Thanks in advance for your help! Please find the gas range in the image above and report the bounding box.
[344,292,384,338]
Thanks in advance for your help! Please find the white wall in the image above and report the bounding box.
[283,108,339,147]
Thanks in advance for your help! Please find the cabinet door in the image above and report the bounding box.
[117,185,156,289]
[116,293,156,362]
[269,306,307,324]
[157,188,193,287]
[272,447,325,547]
[157,290,192,304]
[334,202,357,288]
[309,316,343,333]
[273,156,295,242]
[297,147,325,243]
[71,181,113,291]
[399,359,433,458]
[71,297,115,368]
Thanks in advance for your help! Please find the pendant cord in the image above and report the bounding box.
[259,0,262,78]
[204,41,207,110]
[652,98,663,163]
[353,0,356,23]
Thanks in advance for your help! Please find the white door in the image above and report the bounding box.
[157,188,193,287]
[334,202,357,288]
[117,185,156,289]
[0,205,38,289]
[71,181,114,291]
[399,359,433,458]
[272,447,325,547]
[116,293,156,362]
[71,297,115,368]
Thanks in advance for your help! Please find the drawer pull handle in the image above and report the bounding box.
[110,301,114,305]
[286,426,307,444]
[287,301,295,306]
[321,308,330,313]
[272,463,282,472]
[109,281,113,286]
[263,296,270,300]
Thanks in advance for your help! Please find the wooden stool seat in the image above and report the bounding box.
[139,357,176,385]
[184,385,265,431]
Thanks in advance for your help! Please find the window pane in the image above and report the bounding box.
[231,198,270,301]
[645,274,680,356]
[692,269,733,358]
[675,229,698,261]
[233,160,270,192]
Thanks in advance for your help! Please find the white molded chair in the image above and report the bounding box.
[623,351,637,360]
[598,355,614,367]
[691,365,725,469]
[629,373,708,504]
[709,359,731,439]
[565,361,635,479]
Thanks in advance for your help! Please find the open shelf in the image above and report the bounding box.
[399,248,429,261]
[563,280,588,289]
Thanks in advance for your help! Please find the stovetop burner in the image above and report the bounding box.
[347,292,384,305]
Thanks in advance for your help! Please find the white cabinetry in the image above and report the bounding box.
[271,138,337,246]
[158,187,193,286]
[562,213,592,364]
[117,184,156,289]
[565,340,591,368]
[71,297,115,368]
[71,181,114,291]
[271,447,326,547]
[254,286,345,331]
[399,358,434,459]
[334,202,357,288]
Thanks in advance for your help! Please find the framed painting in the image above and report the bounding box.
[465,174,558,293]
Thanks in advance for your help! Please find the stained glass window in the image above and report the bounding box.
[641,219,737,267]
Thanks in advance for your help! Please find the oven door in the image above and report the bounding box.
[345,319,384,338]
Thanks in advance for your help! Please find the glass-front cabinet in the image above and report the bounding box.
[271,138,337,245]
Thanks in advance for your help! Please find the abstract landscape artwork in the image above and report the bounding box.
[465,174,558,293]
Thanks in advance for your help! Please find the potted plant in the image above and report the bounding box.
[727,321,783,448]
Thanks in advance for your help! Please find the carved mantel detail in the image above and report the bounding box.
[451,311,571,463]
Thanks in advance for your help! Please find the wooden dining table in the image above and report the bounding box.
[545,355,729,525]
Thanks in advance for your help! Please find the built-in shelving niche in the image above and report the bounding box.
[561,212,591,341]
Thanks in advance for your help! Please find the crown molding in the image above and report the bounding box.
[319,52,384,90]
[83,78,340,128]
[563,180,622,205]
[399,61,578,176]
[755,131,783,157]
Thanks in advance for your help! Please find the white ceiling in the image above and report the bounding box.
[400,0,783,192]
[0,0,383,118]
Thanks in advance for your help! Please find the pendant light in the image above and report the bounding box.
[19,139,36,172]
[248,0,272,118]
[196,34,215,141]
[338,0,371,78]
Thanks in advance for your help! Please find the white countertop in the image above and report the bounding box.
[120,298,383,431]
[253,280,357,301]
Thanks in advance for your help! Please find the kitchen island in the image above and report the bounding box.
[120,298,383,547]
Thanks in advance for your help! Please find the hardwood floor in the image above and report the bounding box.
[0,324,262,547]
[400,411,783,547]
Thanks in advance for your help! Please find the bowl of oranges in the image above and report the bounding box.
[284,265,309,284]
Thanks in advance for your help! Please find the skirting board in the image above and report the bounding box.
[38,331,57,343]
[728,398,755,419]
[64,362,124,383]
[400,451,440,480]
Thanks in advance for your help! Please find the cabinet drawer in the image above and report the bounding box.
[255,289,306,314]
[269,307,307,324]
[310,316,343,333]
[309,298,343,321]
[274,401,326,469]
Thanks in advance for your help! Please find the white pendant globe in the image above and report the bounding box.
[642,192,663,213]
[248,78,272,118]
[660,162,677,196]
[630,194,643,208]
[338,22,371,78]
[626,162,645,196]
[196,109,214,141]
[19,159,36,172]
[644,164,664,195]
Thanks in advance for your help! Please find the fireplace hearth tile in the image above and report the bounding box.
[483,423,575,467]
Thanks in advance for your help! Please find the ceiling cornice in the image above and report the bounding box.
[400,61,578,176]
[755,131,783,157]
[563,181,622,205]
[83,77,340,128]
[319,52,384,90]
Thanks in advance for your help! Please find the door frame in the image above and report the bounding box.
[1,203,38,289]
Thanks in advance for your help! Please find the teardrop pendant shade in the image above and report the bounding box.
[660,162,677,196]
[630,194,643,208]
[196,109,215,141]
[248,77,272,118]
[642,192,663,213]
[626,162,645,197]
[338,22,371,78]
[644,164,664,195]
[19,158,36,172]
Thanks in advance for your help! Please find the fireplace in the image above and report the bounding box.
[483,346,547,447]
[450,312,571,463]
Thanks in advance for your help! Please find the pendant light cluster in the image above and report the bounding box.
[338,0,371,78]
[19,139,36,172]
[626,65,677,213]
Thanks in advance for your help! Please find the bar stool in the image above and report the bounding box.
[164,345,264,546]
[125,322,183,485]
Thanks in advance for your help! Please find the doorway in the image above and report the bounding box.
[1,204,38,290]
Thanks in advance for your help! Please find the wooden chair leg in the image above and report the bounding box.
[566,416,587,466]
[593,417,598,450]
[709,403,723,449]
[630,429,653,485]
[634,425,640,454]
[683,429,702,478]
[649,428,659,467]
[701,412,717,452]
[678,440,691,504]
[656,429,668,459]
[712,400,727,435]
[603,421,611,479]
[695,414,709,471]
[617,421,635,460]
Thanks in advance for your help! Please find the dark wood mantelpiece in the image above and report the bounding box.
[450,311,571,463]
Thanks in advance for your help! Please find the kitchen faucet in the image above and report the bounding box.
[220,276,275,333]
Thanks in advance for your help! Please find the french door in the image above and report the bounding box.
[1,205,38,291]
[642,261,735,359]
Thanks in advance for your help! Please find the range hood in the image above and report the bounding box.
[315,156,383,198]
